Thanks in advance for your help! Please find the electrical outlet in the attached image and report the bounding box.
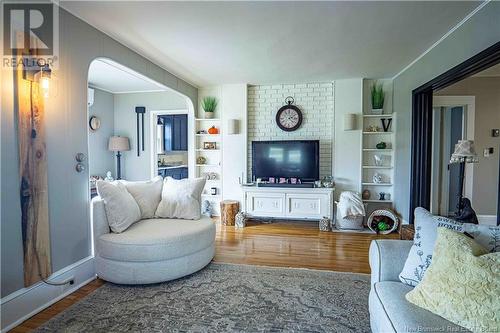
[492,129,500,137]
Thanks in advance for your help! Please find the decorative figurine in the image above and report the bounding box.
[202,200,212,217]
[379,192,386,200]
[381,118,392,132]
[197,156,207,164]
[373,173,383,184]
[105,171,114,182]
[376,142,387,149]
[373,154,383,166]
[362,189,371,200]
[235,212,247,228]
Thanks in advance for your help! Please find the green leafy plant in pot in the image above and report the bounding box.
[371,82,385,114]
[202,96,218,119]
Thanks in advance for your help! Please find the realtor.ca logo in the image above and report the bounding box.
[2,1,59,69]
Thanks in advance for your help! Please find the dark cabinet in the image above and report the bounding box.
[158,167,188,180]
[161,114,187,152]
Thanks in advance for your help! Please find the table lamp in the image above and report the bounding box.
[108,136,130,180]
[449,140,478,224]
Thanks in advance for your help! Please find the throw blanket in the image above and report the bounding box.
[338,191,365,219]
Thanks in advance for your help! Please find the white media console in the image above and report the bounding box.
[241,185,334,220]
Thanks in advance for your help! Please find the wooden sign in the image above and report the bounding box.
[15,33,52,286]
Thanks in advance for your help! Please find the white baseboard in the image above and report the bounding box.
[1,256,96,332]
[478,215,497,226]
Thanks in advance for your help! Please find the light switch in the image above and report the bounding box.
[484,147,494,157]
[492,129,500,137]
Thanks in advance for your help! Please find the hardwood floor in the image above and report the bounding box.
[11,220,397,332]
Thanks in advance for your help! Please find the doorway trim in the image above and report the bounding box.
[410,41,500,224]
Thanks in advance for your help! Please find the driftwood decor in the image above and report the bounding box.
[15,37,52,286]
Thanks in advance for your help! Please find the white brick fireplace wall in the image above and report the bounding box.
[247,82,334,180]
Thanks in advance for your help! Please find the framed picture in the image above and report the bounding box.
[203,142,216,150]
[290,177,297,184]
[279,177,287,184]
[268,177,275,183]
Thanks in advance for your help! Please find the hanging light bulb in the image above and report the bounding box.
[37,65,51,98]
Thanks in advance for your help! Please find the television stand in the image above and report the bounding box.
[257,182,315,188]
[241,185,334,221]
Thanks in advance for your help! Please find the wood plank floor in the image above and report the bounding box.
[11,220,397,332]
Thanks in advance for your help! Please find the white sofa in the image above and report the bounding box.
[91,197,216,284]
[368,240,469,332]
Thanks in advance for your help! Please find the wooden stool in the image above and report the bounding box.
[220,200,239,226]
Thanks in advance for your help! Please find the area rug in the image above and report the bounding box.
[36,263,371,332]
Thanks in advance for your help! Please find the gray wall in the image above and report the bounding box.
[393,2,500,223]
[88,88,115,177]
[1,8,197,297]
[436,77,500,215]
[114,91,188,181]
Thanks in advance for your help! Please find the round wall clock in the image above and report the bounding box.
[276,96,303,132]
[89,115,101,132]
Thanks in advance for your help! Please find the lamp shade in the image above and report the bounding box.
[108,136,130,152]
[343,113,356,131]
[450,140,478,164]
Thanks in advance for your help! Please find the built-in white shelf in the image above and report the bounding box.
[195,134,220,137]
[362,166,393,169]
[363,148,393,152]
[196,149,221,152]
[362,183,393,186]
[196,164,220,167]
[201,194,221,198]
[195,118,221,121]
[363,200,393,203]
[362,114,393,118]
[362,131,393,135]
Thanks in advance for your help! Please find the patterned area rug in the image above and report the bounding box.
[37,263,371,332]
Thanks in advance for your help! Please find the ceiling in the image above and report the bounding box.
[64,1,480,87]
[88,59,166,93]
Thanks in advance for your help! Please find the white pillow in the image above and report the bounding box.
[155,177,206,220]
[96,180,141,233]
[399,207,500,287]
[120,176,163,219]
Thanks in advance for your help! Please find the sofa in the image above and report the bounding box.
[91,196,216,284]
[369,240,469,333]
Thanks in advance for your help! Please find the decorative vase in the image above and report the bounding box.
[362,189,371,200]
[319,217,331,231]
[204,111,214,119]
[371,108,383,115]
[321,176,334,188]
[235,212,246,228]
[379,192,386,200]
[373,173,383,184]
[208,126,219,134]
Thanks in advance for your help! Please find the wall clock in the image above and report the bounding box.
[89,115,101,132]
[276,96,302,132]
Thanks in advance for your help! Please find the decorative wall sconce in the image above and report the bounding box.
[23,64,52,98]
[227,119,239,135]
[343,113,356,131]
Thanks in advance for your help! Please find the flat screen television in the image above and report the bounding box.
[252,140,319,182]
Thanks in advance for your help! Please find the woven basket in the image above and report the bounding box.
[367,209,399,234]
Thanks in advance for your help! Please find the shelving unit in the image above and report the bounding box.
[361,79,395,210]
[195,116,222,216]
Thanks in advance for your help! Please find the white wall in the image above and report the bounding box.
[221,84,247,204]
[88,88,115,177]
[333,79,363,198]
[113,91,188,181]
[247,83,334,179]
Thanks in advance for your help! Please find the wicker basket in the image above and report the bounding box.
[367,209,399,234]
[335,207,364,230]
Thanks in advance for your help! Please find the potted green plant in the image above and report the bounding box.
[371,82,385,114]
[201,96,218,119]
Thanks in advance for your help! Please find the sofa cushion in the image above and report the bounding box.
[121,176,163,219]
[370,281,468,333]
[155,177,206,220]
[97,217,216,262]
[399,207,500,287]
[96,180,141,233]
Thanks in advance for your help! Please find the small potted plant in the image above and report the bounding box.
[201,96,217,119]
[371,82,385,114]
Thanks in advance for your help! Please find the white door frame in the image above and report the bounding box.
[432,96,475,215]
[149,109,194,180]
